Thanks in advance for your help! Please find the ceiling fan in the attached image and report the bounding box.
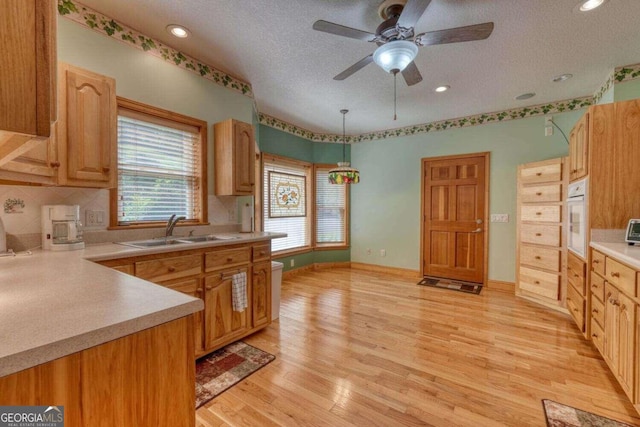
[312,0,495,86]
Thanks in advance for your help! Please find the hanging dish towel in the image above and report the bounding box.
[231,272,248,312]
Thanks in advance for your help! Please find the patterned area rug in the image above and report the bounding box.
[418,276,483,294]
[542,400,635,427]
[196,341,275,409]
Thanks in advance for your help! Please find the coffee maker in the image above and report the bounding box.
[42,205,85,251]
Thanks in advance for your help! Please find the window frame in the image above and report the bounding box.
[109,97,208,229]
[261,153,313,256]
[313,164,350,250]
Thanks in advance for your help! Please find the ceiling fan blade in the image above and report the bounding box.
[415,22,495,46]
[401,61,423,86]
[397,0,432,29]
[334,54,374,80]
[313,20,375,42]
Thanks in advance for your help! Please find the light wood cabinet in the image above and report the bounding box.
[568,112,589,182]
[98,240,272,358]
[204,270,250,349]
[604,282,635,398]
[516,158,566,310]
[0,0,57,184]
[57,63,117,188]
[213,119,256,195]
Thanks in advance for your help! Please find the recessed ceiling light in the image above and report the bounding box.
[435,85,450,93]
[552,73,573,82]
[166,24,190,38]
[577,0,607,12]
[515,92,536,100]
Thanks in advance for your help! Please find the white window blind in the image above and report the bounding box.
[263,157,311,252]
[117,109,202,224]
[315,168,347,244]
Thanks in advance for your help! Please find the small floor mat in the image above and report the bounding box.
[417,276,482,294]
[542,399,636,427]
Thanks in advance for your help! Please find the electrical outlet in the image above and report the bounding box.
[490,214,509,223]
[366,248,371,255]
[290,259,295,267]
[380,249,386,257]
[86,210,106,227]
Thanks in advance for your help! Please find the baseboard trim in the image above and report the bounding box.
[350,262,421,279]
[486,280,515,293]
[282,264,314,280]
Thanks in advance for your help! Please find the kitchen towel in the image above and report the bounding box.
[231,272,248,312]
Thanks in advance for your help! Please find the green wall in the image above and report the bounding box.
[258,125,351,271]
[614,80,640,102]
[58,19,254,195]
[350,111,583,282]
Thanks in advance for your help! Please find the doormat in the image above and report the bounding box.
[196,341,275,409]
[417,276,482,294]
[542,399,636,427]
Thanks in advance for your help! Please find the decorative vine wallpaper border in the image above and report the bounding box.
[59,1,639,144]
[58,0,253,97]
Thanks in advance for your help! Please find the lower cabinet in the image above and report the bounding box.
[97,240,272,358]
[204,269,250,350]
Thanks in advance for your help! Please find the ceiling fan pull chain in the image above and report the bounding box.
[394,71,397,121]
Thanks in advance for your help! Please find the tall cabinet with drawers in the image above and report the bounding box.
[516,157,567,311]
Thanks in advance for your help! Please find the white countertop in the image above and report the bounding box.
[590,241,640,270]
[0,232,284,377]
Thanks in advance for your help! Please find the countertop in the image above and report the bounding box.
[590,241,640,270]
[0,232,285,377]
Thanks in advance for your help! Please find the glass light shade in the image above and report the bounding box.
[328,162,360,184]
[373,40,418,73]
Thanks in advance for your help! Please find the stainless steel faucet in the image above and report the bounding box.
[165,214,186,238]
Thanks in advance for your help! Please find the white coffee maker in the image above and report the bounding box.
[42,205,85,251]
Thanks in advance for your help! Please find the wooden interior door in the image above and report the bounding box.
[422,153,488,283]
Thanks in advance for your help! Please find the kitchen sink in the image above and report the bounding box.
[176,235,239,242]
[117,238,191,248]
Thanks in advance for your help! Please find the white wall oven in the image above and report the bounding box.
[567,178,588,258]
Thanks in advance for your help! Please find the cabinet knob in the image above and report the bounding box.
[535,233,542,237]
[574,273,579,278]
[592,308,598,314]
[536,192,542,196]
[573,308,579,312]
[534,256,541,260]
[195,289,203,295]
[534,280,540,285]
[206,285,213,291]
[592,333,598,338]
[168,266,176,272]
[592,283,598,288]
[50,161,60,168]
[536,212,542,216]
[611,299,620,306]
[593,260,600,264]
[227,257,233,262]
[102,167,110,173]
[572,169,577,173]
[260,251,266,256]
[536,172,542,176]
[611,272,620,278]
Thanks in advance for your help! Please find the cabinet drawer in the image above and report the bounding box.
[590,318,604,355]
[520,184,562,203]
[590,294,604,328]
[205,247,251,272]
[112,264,134,275]
[159,277,202,297]
[605,257,636,297]
[136,254,202,282]
[567,252,586,295]
[591,250,605,276]
[520,245,560,271]
[520,205,561,223]
[590,271,605,302]
[520,162,562,184]
[566,284,585,331]
[519,266,560,300]
[252,243,271,262]
[520,224,560,247]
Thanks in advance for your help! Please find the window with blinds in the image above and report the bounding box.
[115,100,206,225]
[315,166,348,246]
[263,155,311,253]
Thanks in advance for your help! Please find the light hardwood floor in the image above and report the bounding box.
[196,268,640,426]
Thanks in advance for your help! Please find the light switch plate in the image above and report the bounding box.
[490,214,509,223]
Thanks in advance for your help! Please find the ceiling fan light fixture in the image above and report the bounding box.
[373,40,418,73]
[329,109,360,185]
[167,24,190,38]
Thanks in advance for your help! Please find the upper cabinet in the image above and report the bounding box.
[0,0,57,179]
[57,63,117,188]
[568,112,589,182]
[213,119,256,195]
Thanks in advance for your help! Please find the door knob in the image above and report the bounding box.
[471,228,482,233]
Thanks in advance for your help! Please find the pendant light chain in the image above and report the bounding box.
[393,71,397,121]
[328,109,360,185]
[342,109,346,162]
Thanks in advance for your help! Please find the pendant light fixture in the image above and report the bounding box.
[328,109,360,185]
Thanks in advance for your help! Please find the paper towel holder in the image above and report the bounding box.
[240,202,253,233]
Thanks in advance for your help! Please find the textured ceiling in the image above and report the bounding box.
[77,0,640,135]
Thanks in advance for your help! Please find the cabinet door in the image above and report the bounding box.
[569,113,588,181]
[160,277,205,355]
[604,284,620,368]
[58,63,116,188]
[233,121,255,194]
[0,132,58,184]
[252,261,271,328]
[617,291,635,397]
[204,271,249,350]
